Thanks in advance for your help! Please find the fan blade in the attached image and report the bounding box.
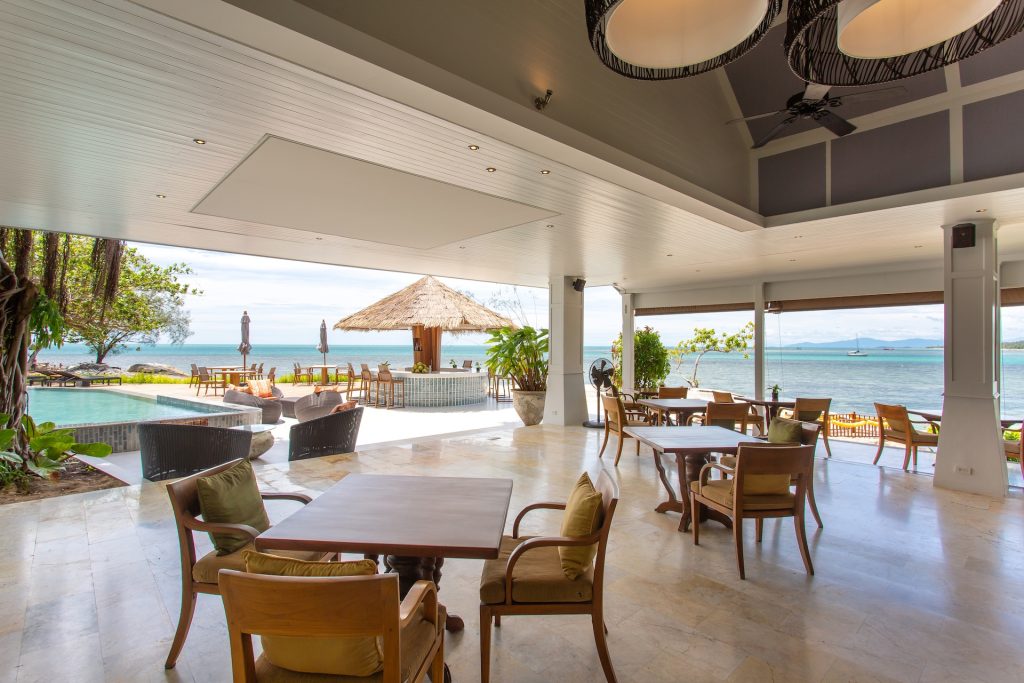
[814,110,857,137]
[751,116,797,149]
[803,82,831,101]
[832,85,907,105]
[726,109,788,125]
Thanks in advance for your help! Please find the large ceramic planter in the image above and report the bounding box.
[512,390,546,426]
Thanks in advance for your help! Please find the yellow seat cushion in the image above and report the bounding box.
[690,479,795,511]
[884,428,938,444]
[244,552,382,677]
[480,535,594,605]
[192,543,327,584]
[558,473,603,579]
[252,607,443,682]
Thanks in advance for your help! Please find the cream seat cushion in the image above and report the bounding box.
[690,480,795,511]
[191,543,326,584]
[480,535,594,605]
[884,428,938,444]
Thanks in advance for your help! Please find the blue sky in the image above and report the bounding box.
[133,242,1024,347]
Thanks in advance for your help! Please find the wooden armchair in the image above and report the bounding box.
[873,403,938,470]
[479,471,619,682]
[163,460,329,669]
[219,571,444,683]
[703,401,751,432]
[658,386,688,398]
[1003,421,1024,478]
[691,444,816,579]
[599,393,652,466]
[779,397,833,457]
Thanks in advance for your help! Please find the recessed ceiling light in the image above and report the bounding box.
[695,269,702,272]
[486,167,496,173]
[666,254,673,257]
[192,138,206,145]
[793,235,803,239]
[914,244,923,248]
[788,258,797,262]
[468,144,480,150]
[315,237,323,241]
[540,169,551,175]
[976,208,987,213]
[155,194,166,199]
[546,224,555,228]
[458,245,466,249]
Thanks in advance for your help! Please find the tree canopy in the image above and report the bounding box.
[612,326,671,391]
[670,322,754,388]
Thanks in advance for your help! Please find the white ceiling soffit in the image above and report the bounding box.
[193,136,558,250]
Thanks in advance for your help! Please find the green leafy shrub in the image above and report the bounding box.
[120,373,190,384]
[612,326,671,392]
[0,413,112,478]
[486,326,549,392]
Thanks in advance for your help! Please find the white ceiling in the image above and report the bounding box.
[193,135,558,250]
[0,0,1023,295]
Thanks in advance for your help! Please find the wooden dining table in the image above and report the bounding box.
[637,398,709,426]
[625,425,762,531]
[306,363,338,385]
[207,365,253,387]
[256,473,513,633]
[738,396,796,427]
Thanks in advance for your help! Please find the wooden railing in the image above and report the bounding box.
[826,412,879,438]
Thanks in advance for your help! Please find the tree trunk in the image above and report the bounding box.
[0,253,37,455]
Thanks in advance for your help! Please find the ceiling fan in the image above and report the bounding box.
[727,83,907,149]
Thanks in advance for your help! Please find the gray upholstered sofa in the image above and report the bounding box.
[224,386,284,424]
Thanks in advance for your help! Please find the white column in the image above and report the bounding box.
[621,292,635,392]
[935,218,1007,496]
[753,282,766,399]
[545,276,588,426]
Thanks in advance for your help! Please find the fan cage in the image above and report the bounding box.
[786,0,1024,86]
[585,0,783,81]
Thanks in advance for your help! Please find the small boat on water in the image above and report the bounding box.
[847,335,869,357]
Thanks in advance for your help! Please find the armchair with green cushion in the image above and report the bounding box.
[219,568,445,683]
[163,459,331,669]
[691,444,816,579]
[718,418,825,529]
[479,471,620,683]
[778,397,833,457]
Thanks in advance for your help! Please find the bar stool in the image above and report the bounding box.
[377,365,405,409]
[359,364,378,405]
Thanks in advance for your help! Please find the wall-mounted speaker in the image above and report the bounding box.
[572,278,586,292]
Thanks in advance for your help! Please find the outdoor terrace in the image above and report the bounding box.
[2,420,1022,682]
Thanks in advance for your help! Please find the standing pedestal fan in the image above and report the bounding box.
[583,358,614,428]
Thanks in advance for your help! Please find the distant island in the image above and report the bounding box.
[784,337,941,349]
[1003,340,1024,349]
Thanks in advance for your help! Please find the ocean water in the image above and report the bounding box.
[36,343,1024,418]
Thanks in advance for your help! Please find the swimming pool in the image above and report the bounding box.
[27,388,221,426]
[24,388,260,453]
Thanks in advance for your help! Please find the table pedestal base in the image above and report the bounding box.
[369,555,465,633]
[653,451,733,532]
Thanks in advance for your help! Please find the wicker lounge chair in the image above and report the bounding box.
[288,407,363,461]
[48,369,122,387]
[224,387,284,424]
[293,390,345,422]
[138,423,252,482]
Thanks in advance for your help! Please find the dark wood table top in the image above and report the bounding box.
[637,398,709,411]
[624,425,762,454]
[256,474,513,559]
[737,396,796,408]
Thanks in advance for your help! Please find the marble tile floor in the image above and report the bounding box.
[4,424,1024,682]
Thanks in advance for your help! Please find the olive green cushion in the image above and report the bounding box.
[243,551,382,677]
[767,418,803,444]
[480,535,594,605]
[558,473,603,580]
[196,460,270,555]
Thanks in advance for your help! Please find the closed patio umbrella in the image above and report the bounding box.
[317,319,329,366]
[238,310,252,371]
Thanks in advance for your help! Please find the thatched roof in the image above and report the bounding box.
[334,276,516,332]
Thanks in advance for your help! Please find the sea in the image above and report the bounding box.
[36,343,1024,418]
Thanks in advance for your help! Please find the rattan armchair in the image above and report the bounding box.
[224,386,284,424]
[294,390,345,422]
[138,423,253,482]
[288,407,363,461]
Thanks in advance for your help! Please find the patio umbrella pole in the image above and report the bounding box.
[238,310,252,382]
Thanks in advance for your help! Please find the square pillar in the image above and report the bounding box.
[545,276,588,426]
[621,292,635,392]
[753,282,766,399]
[935,218,1007,496]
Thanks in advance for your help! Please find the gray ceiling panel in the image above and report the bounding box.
[964,90,1024,181]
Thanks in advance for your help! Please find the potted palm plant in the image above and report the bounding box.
[486,326,549,426]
